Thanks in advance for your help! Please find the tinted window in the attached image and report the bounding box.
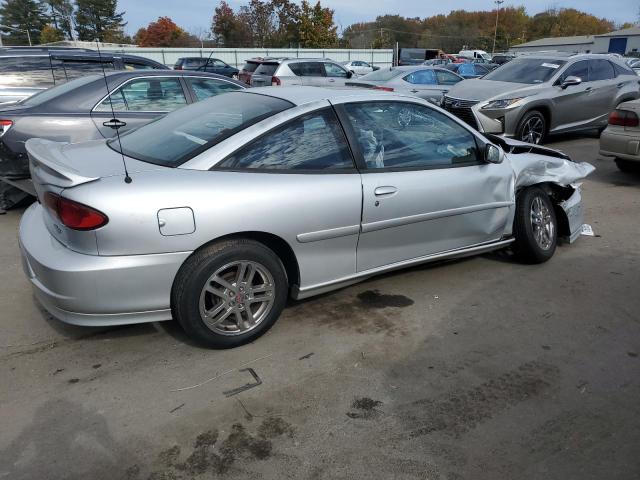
[483,58,567,84]
[124,61,155,70]
[21,75,100,106]
[0,56,54,88]
[560,60,589,82]
[111,92,292,166]
[188,77,242,101]
[56,59,115,81]
[590,59,615,81]
[219,108,353,170]
[457,63,477,76]
[404,69,436,85]
[185,58,205,67]
[96,77,187,112]
[435,69,462,85]
[242,62,260,72]
[343,102,479,169]
[289,62,324,76]
[254,63,278,76]
[324,63,348,78]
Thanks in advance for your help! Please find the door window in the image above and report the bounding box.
[188,78,242,101]
[589,59,615,81]
[0,56,54,87]
[404,69,437,85]
[95,77,187,112]
[457,63,477,76]
[57,59,115,81]
[124,61,156,70]
[343,102,480,169]
[219,108,354,170]
[324,62,348,78]
[560,60,589,83]
[435,69,462,85]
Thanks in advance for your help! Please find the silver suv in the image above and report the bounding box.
[443,53,639,144]
[250,58,353,87]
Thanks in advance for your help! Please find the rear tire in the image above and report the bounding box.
[516,110,546,145]
[171,239,288,348]
[513,187,557,264]
[615,158,638,173]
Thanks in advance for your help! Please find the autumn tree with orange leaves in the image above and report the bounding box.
[134,16,198,47]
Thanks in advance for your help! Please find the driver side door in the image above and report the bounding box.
[338,101,514,272]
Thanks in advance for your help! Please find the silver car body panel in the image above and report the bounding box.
[20,87,594,326]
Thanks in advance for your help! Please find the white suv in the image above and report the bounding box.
[250,58,353,87]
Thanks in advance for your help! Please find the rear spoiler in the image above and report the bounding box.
[26,138,99,188]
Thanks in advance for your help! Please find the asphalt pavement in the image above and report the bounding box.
[1,134,639,480]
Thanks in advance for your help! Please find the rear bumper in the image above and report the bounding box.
[19,203,192,327]
[599,129,640,162]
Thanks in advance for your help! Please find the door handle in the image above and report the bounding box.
[617,83,625,88]
[103,118,127,129]
[374,186,398,196]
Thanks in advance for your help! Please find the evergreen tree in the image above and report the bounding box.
[0,0,49,45]
[45,0,75,39]
[74,0,126,42]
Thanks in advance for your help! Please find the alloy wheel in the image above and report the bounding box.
[530,196,554,250]
[521,116,544,144]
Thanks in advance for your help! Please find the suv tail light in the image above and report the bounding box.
[0,119,13,137]
[271,76,281,86]
[609,109,639,127]
[373,86,394,92]
[43,192,108,230]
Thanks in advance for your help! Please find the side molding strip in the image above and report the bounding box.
[297,224,360,243]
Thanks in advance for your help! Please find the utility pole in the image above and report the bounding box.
[492,0,504,55]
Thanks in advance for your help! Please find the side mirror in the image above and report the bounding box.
[346,70,354,78]
[485,144,504,164]
[561,76,582,89]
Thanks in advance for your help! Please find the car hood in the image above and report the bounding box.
[446,79,541,101]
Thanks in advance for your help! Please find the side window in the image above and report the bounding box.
[124,61,155,71]
[589,60,615,81]
[185,59,204,68]
[212,60,227,67]
[613,61,635,76]
[324,62,348,78]
[59,60,115,81]
[0,56,54,87]
[560,60,589,83]
[457,63,476,76]
[404,69,437,85]
[343,102,480,170]
[218,108,354,170]
[289,62,324,77]
[188,78,242,101]
[95,78,187,112]
[436,69,462,85]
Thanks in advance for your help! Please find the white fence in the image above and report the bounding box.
[101,47,394,68]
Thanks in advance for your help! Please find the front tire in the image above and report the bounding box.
[513,187,557,264]
[171,239,288,348]
[516,110,546,145]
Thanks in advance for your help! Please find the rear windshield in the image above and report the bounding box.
[253,63,278,76]
[359,68,405,81]
[483,58,567,84]
[110,92,293,166]
[242,61,260,72]
[20,74,100,106]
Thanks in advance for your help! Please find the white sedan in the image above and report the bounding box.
[341,60,379,76]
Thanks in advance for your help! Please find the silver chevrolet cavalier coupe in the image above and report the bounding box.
[20,87,594,348]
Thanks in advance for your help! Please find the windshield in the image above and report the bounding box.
[20,75,100,106]
[254,63,278,76]
[359,68,404,81]
[483,58,567,84]
[110,92,293,166]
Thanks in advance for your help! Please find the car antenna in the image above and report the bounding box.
[200,49,215,72]
[95,39,132,184]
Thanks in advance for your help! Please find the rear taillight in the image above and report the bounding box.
[373,86,394,92]
[0,119,13,137]
[609,109,639,127]
[43,192,108,230]
[271,76,281,86]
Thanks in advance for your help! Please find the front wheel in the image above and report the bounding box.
[171,239,288,348]
[513,187,557,264]
[516,110,546,145]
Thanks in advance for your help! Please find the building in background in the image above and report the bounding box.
[593,26,640,55]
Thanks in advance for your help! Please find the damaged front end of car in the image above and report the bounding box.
[488,135,596,244]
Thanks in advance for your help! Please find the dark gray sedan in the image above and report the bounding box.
[0,70,245,208]
[345,66,464,103]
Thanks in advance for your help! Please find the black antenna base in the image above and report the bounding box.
[124,175,132,184]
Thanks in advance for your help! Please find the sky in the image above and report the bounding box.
[118,0,638,36]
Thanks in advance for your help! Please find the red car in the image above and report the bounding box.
[238,57,285,85]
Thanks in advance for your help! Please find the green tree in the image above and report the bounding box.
[0,0,49,45]
[239,0,275,48]
[211,0,250,47]
[74,0,126,42]
[297,0,338,48]
[44,0,74,39]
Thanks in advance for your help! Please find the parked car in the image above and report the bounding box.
[238,57,284,85]
[443,53,639,144]
[340,60,379,75]
[345,66,463,103]
[422,58,452,66]
[0,47,167,104]
[0,70,244,208]
[444,62,493,79]
[250,58,353,87]
[173,57,239,78]
[19,86,594,348]
[397,48,444,66]
[492,53,515,65]
[600,99,640,172]
[458,49,492,61]
[625,57,640,75]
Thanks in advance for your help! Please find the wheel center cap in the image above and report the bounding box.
[235,292,245,304]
